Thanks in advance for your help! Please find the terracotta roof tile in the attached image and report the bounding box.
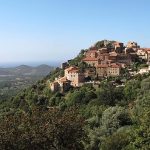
[65,66,78,71]
[110,63,120,68]
[83,57,99,61]
[109,52,118,56]
[140,48,150,53]
[68,69,79,73]
[97,63,120,68]
[58,77,68,82]
[97,64,108,68]
[65,66,79,73]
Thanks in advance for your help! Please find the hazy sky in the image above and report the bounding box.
[0,0,150,64]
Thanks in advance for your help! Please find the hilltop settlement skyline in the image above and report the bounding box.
[49,40,150,92]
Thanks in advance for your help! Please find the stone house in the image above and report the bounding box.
[50,66,85,92]
[83,48,101,66]
[85,49,98,58]
[113,42,124,53]
[143,49,150,64]
[127,41,137,48]
[126,41,139,51]
[65,66,85,87]
[96,64,108,77]
[50,81,59,92]
[98,48,109,54]
[109,52,118,62]
[96,63,121,77]
[117,53,132,65]
[50,77,71,92]
[99,53,110,61]
[107,64,121,76]
[82,57,100,66]
[136,49,148,60]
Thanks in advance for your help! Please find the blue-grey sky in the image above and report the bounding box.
[0,0,150,64]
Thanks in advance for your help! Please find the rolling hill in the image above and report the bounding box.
[0,64,55,76]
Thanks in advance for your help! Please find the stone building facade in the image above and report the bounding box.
[50,66,85,92]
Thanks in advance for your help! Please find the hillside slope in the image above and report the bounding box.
[0,40,150,150]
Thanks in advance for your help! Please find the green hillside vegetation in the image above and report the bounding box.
[1,71,150,149]
[94,40,116,49]
[0,65,55,102]
[0,46,150,149]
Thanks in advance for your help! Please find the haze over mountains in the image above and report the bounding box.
[0,64,55,76]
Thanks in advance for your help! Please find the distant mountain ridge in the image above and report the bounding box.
[0,64,55,76]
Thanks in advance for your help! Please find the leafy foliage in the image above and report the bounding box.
[0,107,86,150]
[0,60,150,149]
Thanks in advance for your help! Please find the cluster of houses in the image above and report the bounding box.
[83,41,150,76]
[50,66,85,92]
[49,41,150,92]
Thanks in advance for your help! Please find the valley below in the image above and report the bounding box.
[0,64,54,100]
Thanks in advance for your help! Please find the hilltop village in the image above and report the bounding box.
[49,40,150,92]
